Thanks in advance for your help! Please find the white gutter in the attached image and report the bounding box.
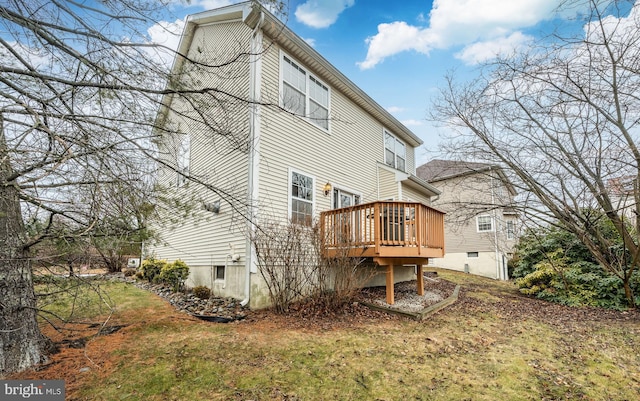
[241,10,264,307]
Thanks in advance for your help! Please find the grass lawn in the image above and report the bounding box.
[13,270,640,400]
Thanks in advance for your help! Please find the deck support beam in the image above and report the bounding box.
[374,257,432,305]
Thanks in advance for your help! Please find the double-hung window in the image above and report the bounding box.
[281,54,329,130]
[290,170,314,226]
[506,220,516,240]
[476,215,494,232]
[384,130,406,171]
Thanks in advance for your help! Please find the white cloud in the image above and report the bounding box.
[584,1,640,43]
[190,0,235,10]
[303,37,317,47]
[357,21,429,69]
[386,106,404,113]
[2,41,51,70]
[358,0,576,69]
[295,0,355,28]
[455,31,534,65]
[400,119,424,127]
[146,18,186,69]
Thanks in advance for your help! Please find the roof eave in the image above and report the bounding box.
[405,174,441,197]
[245,5,422,147]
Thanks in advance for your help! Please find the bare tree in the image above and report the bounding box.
[433,0,640,307]
[0,0,283,374]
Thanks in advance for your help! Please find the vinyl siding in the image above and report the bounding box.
[377,167,399,200]
[401,184,432,204]
[149,14,435,302]
[430,174,496,253]
[256,42,424,220]
[149,20,253,297]
[427,171,515,279]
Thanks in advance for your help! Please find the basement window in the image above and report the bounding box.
[467,252,479,258]
[215,266,225,281]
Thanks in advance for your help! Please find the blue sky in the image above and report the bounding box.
[152,0,633,164]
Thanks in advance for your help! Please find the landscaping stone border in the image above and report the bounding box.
[360,284,460,320]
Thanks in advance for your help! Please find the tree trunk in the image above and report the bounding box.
[0,116,49,376]
[622,278,636,309]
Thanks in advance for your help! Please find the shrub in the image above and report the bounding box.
[253,219,370,314]
[512,225,640,309]
[140,258,167,283]
[192,285,211,300]
[122,267,136,277]
[515,251,639,310]
[160,259,190,292]
[515,262,556,296]
[252,221,318,313]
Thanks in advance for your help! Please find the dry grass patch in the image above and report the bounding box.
[12,271,640,400]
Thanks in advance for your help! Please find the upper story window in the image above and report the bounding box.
[476,215,494,232]
[384,130,406,172]
[281,53,330,131]
[176,134,190,187]
[290,170,314,226]
[506,220,516,240]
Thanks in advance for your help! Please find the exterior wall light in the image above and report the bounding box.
[323,182,332,196]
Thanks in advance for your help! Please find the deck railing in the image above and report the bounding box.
[319,201,445,259]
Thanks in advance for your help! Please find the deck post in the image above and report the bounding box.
[386,265,394,304]
[374,203,381,255]
[416,265,424,296]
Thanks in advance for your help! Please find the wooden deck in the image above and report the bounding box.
[319,201,445,304]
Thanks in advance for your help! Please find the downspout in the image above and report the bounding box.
[376,164,380,200]
[491,174,500,280]
[241,10,264,307]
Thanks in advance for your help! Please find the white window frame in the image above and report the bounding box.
[476,215,494,232]
[214,265,225,282]
[176,134,190,187]
[280,51,330,131]
[332,185,362,209]
[289,168,316,226]
[384,130,406,172]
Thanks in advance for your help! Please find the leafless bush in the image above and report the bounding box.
[252,218,374,314]
[252,220,318,313]
[311,228,373,310]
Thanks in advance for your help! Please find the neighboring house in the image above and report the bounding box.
[148,2,445,308]
[416,160,518,280]
[607,175,638,219]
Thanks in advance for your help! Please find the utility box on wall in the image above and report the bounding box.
[128,258,141,268]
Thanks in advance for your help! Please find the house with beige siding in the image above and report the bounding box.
[149,2,445,308]
[607,175,638,220]
[416,160,518,280]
